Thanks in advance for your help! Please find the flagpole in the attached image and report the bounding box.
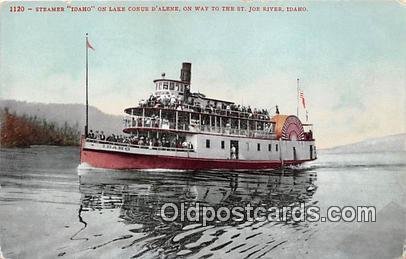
[85,33,89,137]
[296,78,299,118]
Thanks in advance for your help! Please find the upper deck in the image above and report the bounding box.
[123,106,276,140]
[121,62,313,142]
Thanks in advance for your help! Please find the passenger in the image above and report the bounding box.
[170,95,177,107]
[88,130,95,139]
[231,145,237,159]
[100,131,106,140]
[139,99,147,107]
[151,116,156,127]
[131,136,138,145]
[145,118,151,127]
[152,138,158,147]
[170,139,177,148]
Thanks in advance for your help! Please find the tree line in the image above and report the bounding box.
[1,107,81,148]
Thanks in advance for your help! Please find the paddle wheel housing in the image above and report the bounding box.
[272,115,305,141]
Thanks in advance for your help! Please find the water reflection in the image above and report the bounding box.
[77,169,317,258]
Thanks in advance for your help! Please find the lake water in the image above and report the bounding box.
[0,146,405,258]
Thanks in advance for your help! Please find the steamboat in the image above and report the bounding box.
[80,62,316,170]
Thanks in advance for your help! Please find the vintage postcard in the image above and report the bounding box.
[0,0,405,258]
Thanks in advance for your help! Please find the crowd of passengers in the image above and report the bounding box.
[125,115,275,134]
[138,93,276,120]
[87,130,194,149]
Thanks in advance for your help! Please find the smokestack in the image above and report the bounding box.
[180,62,191,83]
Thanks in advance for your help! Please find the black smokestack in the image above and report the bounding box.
[180,62,191,83]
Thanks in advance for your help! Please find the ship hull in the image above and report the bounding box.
[80,147,313,170]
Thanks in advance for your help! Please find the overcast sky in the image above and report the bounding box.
[1,1,405,148]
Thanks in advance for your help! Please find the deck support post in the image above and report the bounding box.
[175,111,179,130]
[209,115,212,132]
[199,113,202,131]
[159,109,162,127]
[142,108,145,127]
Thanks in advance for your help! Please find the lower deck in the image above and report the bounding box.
[81,135,316,170]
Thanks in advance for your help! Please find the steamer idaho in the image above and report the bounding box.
[80,62,316,170]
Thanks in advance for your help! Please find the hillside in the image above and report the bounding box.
[324,133,406,154]
[1,108,80,148]
[0,99,122,135]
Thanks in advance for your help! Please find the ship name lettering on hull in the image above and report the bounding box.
[102,144,130,151]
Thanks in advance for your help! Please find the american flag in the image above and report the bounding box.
[300,91,306,108]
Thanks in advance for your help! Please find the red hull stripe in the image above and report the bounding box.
[80,148,313,170]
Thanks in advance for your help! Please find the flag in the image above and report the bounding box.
[300,90,306,108]
[86,38,95,50]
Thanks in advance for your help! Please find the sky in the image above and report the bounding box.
[1,1,405,148]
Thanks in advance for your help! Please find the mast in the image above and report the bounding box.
[296,78,299,118]
[85,33,89,137]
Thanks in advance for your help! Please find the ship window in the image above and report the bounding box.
[180,85,184,92]
[268,144,272,152]
[257,143,261,151]
[175,83,179,91]
[276,144,278,152]
[163,82,168,90]
[221,140,225,149]
[206,139,211,148]
[170,82,174,90]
